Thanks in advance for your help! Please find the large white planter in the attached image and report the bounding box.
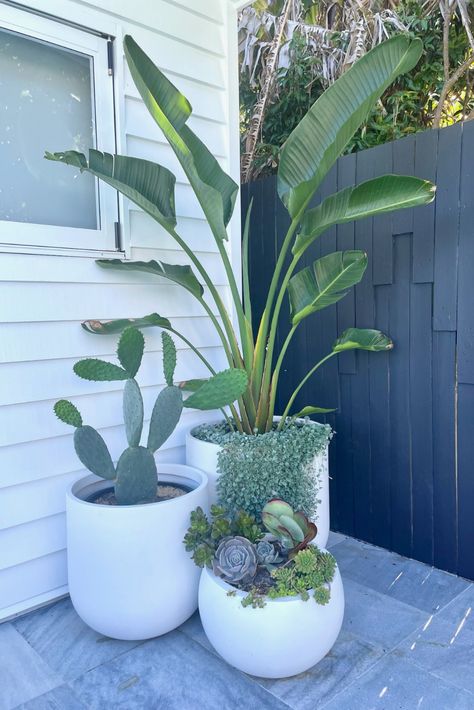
[186,420,330,548]
[198,559,344,678]
[66,464,208,641]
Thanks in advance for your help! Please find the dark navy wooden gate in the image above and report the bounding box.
[242,121,474,579]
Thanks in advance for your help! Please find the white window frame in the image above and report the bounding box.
[0,4,119,255]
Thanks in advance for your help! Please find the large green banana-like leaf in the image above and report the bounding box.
[123,35,238,242]
[82,313,171,335]
[288,251,368,326]
[182,368,248,410]
[45,149,176,233]
[333,328,393,352]
[293,175,436,258]
[96,259,203,299]
[278,36,423,218]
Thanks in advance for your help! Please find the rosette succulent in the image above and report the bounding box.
[256,538,282,566]
[213,536,258,584]
[262,499,317,553]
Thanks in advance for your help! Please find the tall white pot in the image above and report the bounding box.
[66,464,208,641]
[186,420,330,548]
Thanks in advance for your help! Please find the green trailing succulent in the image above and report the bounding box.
[54,328,248,506]
[184,499,337,608]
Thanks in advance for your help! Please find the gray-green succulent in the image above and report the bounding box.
[54,327,248,505]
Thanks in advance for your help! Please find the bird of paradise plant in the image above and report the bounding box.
[46,34,435,435]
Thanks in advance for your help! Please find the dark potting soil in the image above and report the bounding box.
[87,482,191,506]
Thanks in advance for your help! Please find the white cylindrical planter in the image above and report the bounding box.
[198,560,344,678]
[186,421,330,548]
[66,464,208,641]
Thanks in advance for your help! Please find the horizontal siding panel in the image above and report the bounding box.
[124,68,226,124]
[102,0,225,54]
[0,426,208,527]
[0,317,223,364]
[0,550,67,611]
[0,345,227,410]
[0,472,81,531]
[0,283,228,322]
[0,514,65,571]
[129,212,218,252]
[0,437,191,492]
[0,251,224,285]
[166,0,225,23]
[122,24,226,87]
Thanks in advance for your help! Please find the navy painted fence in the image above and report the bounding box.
[242,121,474,580]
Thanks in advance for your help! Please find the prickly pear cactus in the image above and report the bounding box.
[183,368,248,410]
[115,446,158,505]
[147,385,183,453]
[123,378,144,447]
[73,425,116,480]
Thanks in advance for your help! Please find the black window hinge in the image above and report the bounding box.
[114,221,122,250]
[107,40,114,76]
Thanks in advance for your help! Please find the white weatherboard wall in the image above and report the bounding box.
[0,0,244,620]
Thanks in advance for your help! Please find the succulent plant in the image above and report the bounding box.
[256,538,282,566]
[262,499,317,553]
[213,536,258,584]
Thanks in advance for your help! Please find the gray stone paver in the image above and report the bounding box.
[4,535,473,710]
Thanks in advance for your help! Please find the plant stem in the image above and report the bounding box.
[252,218,299,402]
[278,352,337,428]
[255,253,299,430]
[265,324,297,430]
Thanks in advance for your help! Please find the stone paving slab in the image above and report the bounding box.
[319,654,474,710]
[0,624,62,710]
[332,537,471,613]
[13,598,142,682]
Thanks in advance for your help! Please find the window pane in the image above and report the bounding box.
[0,28,98,229]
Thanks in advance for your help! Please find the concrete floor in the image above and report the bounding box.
[3,533,474,710]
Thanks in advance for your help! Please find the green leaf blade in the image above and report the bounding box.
[82,313,172,335]
[46,150,177,233]
[293,175,436,258]
[333,328,393,353]
[96,259,204,299]
[288,251,368,326]
[123,35,238,241]
[277,36,423,218]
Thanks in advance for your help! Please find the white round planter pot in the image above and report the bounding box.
[198,559,344,678]
[186,419,330,548]
[66,464,208,641]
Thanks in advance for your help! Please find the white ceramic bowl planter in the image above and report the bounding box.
[67,464,208,641]
[198,557,344,678]
[186,419,330,548]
